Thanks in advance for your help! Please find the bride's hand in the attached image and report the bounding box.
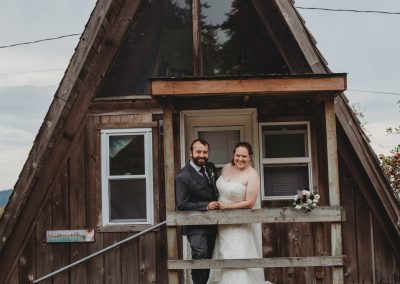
[219,203,227,210]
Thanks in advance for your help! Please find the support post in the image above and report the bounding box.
[325,97,344,283]
[163,101,180,284]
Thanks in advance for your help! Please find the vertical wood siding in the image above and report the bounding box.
[6,114,164,284]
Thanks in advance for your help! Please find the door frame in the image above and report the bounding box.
[179,108,259,173]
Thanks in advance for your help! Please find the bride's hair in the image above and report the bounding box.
[230,142,253,166]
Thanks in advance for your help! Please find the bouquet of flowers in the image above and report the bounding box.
[293,189,320,212]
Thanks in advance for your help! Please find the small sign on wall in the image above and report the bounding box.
[46,229,95,243]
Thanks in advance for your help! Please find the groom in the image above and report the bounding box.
[175,138,219,284]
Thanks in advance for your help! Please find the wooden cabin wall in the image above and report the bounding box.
[6,102,168,284]
[339,154,400,283]
[258,98,332,283]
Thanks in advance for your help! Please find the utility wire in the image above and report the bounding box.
[347,89,400,96]
[296,7,400,15]
[0,7,399,50]
[0,33,81,49]
[0,68,65,76]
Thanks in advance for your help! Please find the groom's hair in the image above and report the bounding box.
[190,138,210,152]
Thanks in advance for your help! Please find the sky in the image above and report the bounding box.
[0,0,399,190]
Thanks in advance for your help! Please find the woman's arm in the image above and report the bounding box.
[220,169,260,209]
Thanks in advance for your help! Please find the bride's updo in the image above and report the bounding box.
[230,142,253,166]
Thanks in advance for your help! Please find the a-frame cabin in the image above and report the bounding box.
[0,0,399,283]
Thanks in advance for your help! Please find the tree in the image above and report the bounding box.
[379,100,400,202]
[379,146,400,201]
[352,101,399,202]
[0,207,4,217]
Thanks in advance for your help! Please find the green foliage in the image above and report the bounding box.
[386,100,400,135]
[379,145,400,202]
[0,207,4,217]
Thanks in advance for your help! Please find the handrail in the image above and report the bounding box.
[32,221,167,283]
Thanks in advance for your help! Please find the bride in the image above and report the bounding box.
[208,142,266,284]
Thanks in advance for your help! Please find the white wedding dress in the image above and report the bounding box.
[208,176,266,284]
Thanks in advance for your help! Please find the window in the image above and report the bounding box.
[259,122,312,200]
[196,126,243,168]
[101,129,153,225]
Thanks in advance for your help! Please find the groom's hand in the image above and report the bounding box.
[207,201,220,210]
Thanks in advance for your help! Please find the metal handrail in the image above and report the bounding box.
[32,221,167,283]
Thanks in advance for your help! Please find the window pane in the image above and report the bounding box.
[200,0,289,76]
[109,179,147,222]
[198,130,240,165]
[262,124,308,158]
[109,135,144,175]
[99,0,193,96]
[264,164,309,197]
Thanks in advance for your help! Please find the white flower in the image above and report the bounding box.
[314,194,320,200]
[293,194,299,201]
[295,205,302,210]
[306,199,313,204]
[312,203,317,207]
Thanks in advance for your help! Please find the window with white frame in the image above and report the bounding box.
[259,122,312,200]
[101,128,153,225]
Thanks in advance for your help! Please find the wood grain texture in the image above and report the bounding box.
[151,75,346,96]
[167,206,343,226]
[168,256,344,269]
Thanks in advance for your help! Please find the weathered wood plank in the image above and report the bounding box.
[121,233,139,284]
[69,129,87,284]
[104,233,121,284]
[192,0,202,75]
[168,256,344,269]
[85,116,104,284]
[167,206,343,226]
[325,97,344,283]
[162,100,179,284]
[151,75,346,96]
[273,0,327,73]
[52,164,71,284]
[35,199,53,284]
[139,233,157,284]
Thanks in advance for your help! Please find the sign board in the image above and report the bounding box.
[46,229,95,243]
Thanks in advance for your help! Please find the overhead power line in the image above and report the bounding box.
[0,68,65,76]
[347,89,400,96]
[0,33,81,49]
[296,6,400,15]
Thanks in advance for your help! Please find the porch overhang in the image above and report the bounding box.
[150,73,347,97]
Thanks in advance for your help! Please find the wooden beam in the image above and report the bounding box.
[162,100,179,284]
[325,96,344,283]
[151,75,346,96]
[168,256,344,269]
[167,206,344,226]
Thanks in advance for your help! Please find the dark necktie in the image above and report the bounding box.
[199,166,209,182]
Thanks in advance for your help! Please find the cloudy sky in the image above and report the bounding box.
[0,0,399,190]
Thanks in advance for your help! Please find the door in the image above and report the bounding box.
[179,108,261,283]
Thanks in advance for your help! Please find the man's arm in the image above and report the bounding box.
[175,175,209,211]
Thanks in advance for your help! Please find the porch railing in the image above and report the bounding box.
[166,206,346,280]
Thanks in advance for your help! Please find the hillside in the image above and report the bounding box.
[0,189,12,208]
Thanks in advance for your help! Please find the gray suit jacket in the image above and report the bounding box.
[175,161,218,235]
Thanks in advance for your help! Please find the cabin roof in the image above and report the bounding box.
[0,0,399,276]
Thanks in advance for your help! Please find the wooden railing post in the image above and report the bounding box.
[162,101,180,284]
[325,96,344,283]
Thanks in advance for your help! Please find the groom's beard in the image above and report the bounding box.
[192,156,208,167]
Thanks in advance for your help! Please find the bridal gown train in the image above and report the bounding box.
[208,176,266,284]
